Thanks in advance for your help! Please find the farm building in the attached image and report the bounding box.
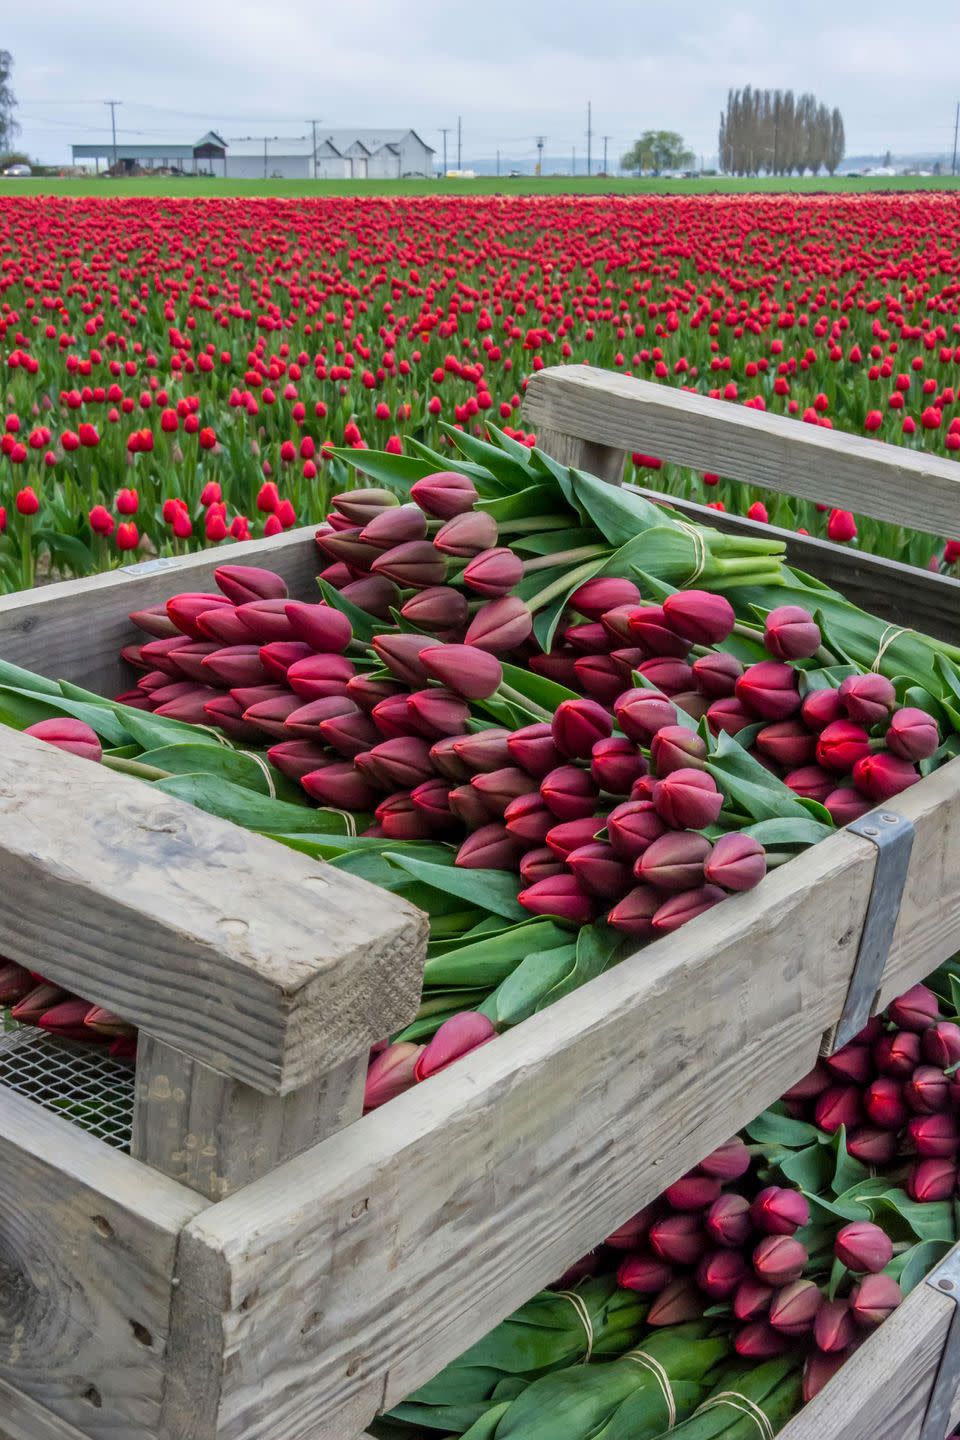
[71,131,230,176]
[314,130,435,179]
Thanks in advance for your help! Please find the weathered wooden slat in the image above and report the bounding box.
[165,758,960,1440]
[131,1037,366,1201]
[524,366,960,532]
[0,727,427,1094]
[0,1088,205,1440]
[0,1376,96,1440]
[0,529,320,696]
[529,423,625,484]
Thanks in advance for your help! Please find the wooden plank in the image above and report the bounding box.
[0,1377,95,1440]
[0,528,320,696]
[165,758,960,1440]
[131,1037,366,1201]
[0,1087,205,1440]
[529,423,625,484]
[524,366,960,533]
[0,727,428,1094]
[632,485,960,644]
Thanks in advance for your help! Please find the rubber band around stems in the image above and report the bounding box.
[622,1349,677,1427]
[674,519,708,586]
[555,1291,594,1364]
[242,751,277,800]
[871,623,912,672]
[693,1392,774,1440]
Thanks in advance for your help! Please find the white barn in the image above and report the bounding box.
[314,130,435,180]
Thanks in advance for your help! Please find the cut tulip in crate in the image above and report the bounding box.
[2,368,960,1440]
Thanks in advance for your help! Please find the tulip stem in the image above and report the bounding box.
[524,556,613,613]
[102,756,171,781]
[497,683,552,721]
[522,545,609,575]
[497,516,573,536]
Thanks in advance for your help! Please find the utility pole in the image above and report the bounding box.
[440,127,450,176]
[104,100,121,171]
[496,149,500,177]
[602,134,610,174]
[536,135,546,176]
[571,145,576,176]
[230,136,305,182]
[457,115,462,170]
[587,101,592,176]
[953,102,959,177]
[307,118,321,178]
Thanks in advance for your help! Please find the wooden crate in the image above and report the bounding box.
[2,367,960,1440]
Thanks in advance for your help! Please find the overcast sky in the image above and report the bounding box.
[7,0,960,167]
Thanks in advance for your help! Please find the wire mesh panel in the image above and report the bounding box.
[0,1024,135,1150]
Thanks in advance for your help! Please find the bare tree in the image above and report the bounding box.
[0,51,19,157]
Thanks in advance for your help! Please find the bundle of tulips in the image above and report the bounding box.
[376,964,960,1440]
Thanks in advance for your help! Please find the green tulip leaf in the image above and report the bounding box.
[383,852,525,920]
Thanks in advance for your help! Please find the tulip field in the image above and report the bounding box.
[2,190,960,593]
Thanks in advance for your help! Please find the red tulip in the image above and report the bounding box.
[371,539,448,589]
[697,1248,746,1299]
[617,1255,675,1293]
[637,831,712,893]
[373,632,443,686]
[849,1274,902,1328]
[462,546,523,597]
[567,842,632,899]
[606,800,668,859]
[853,751,919,801]
[905,1065,950,1114]
[887,983,941,1031]
[769,1280,822,1335]
[815,1083,863,1133]
[835,1222,893,1274]
[339,575,401,618]
[886,706,940,761]
[704,832,767,892]
[706,696,753,736]
[700,1137,751,1179]
[24,717,102,764]
[814,1299,856,1353]
[401,585,469,632]
[283,694,358,740]
[471,765,539,817]
[650,725,707,776]
[784,764,835,804]
[662,589,735,644]
[465,596,533,652]
[733,1276,775,1321]
[923,1021,960,1068]
[570,576,640,619]
[652,768,723,829]
[414,1012,496,1080]
[360,502,427,548]
[907,1112,958,1158]
[735,1322,788,1357]
[450,783,500,828]
[706,1193,752,1248]
[259,641,313,681]
[824,787,873,825]
[651,884,725,934]
[839,672,896,726]
[816,720,872,772]
[519,846,566,886]
[452,728,512,772]
[614,689,678,742]
[607,884,661,938]
[846,1127,898,1166]
[410,470,478,518]
[908,1158,958,1202]
[166,591,233,639]
[691,651,743,698]
[753,1235,807,1285]
[802,686,845,731]
[540,764,600,820]
[628,605,692,659]
[215,564,288,605]
[505,722,561,779]
[236,598,298,643]
[407,687,470,739]
[301,762,380,810]
[736,661,801,720]
[664,1172,721,1211]
[364,1041,424,1111]
[803,1350,849,1402]
[864,1076,908,1130]
[754,720,816,769]
[750,1187,809,1236]
[267,740,331,782]
[591,736,647,795]
[636,657,695,697]
[649,1213,706,1266]
[434,510,499,556]
[375,793,433,840]
[422,644,503,699]
[551,697,613,759]
[518,873,596,924]
[764,604,822,661]
[648,1277,705,1326]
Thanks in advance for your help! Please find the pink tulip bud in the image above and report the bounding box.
[360,502,427,549]
[886,706,940,762]
[518,874,596,925]
[24,717,102,764]
[0,961,33,1006]
[283,694,358,741]
[212,564,287,606]
[637,831,712,893]
[129,602,180,638]
[736,661,802,721]
[453,728,512,772]
[540,764,600,820]
[803,1350,849,1402]
[472,766,539,817]
[653,768,724,829]
[331,486,400,525]
[650,725,708,776]
[363,737,433,789]
[864,1076,907,1130]
[704,832,767,892]
[782,1062,832,1102]
[414,1012,496,1081]
[422,644,503,699]
[280,601,352,654]
[567,842,632,899]
[665,1172,722,1211]
[607,800,668,859]
[607,884,661,938]
[755,720,816,770]
[277,654,354,702]
[566,622,612,655]
[753,1235,807,1285]
[267,740,331,782]
[750,1187,810,1236]
[706,1193,753,1248]
[697,1248,746,1299]
[411,470,478,518]
[449,783,497,829]
[648,1277,705,1326]
[202,695,264,742]
[154,686,223,724]
[434,510,499,557]
[194,605,252,645]
[617,1254,675,1293]
[574,653,627,704]
[37,998,99,1042]
[839,672,896,726]
[663,589,736,645]
[505,723,561,779]
[629,606,692,659]
[301,762,380,810]
[465,596,533,653]
[409,778,458,832]
[769,1280,823,1336]
[364,1041,425,1111]
[888,983,941,1032]
[825,787,873,825]
[605,1204,657,1250]
[853,751,920,801]
[347,676,403,715]
[591,737,647,796]
[814,1298,856,1354]
[801,686,844,732]
[636,657,695,697]
[319,709,380,759]
[700,1136,751,1180]
[373,694,424,740]
[375,793,433,840]
[166,591,234,639]
[462,546,523,597]
[785,765,835,804]
[370,540,448,589]
[733,1276,775,1321]
[675,692,713,720]
[692,650,743,698]
[258,641,313,682]
[652,884,725,934]
[908,1157,958,1202]
[600,604,641,644]
[815,1083,863,1133]
[816,720,872,772]
[236,598,300,644]
[924,1021,960,1068]
[908,1112,958,1158]
[140,634,196,676]
[201,645,268,688]
[543,815,602,858]
[571,576,641,620]
[764,605,822,661]
[530,650,580,687]
[735,1322,788,1357]
[372,632,443,686]
[706,696,753,737]
[849,1274,902,1328]
[551,697,613,760]
[906,1065,950,1114]
[825,1042,873,1085]
[340,574,402,619]
[847,1127,898,1166]
[11,981,69,1024]
[503,792,554,843]
[317,528,383,572]
[429,735,472,782]
[400,585,469,632]
[406,687,470,739]
[519,847,566,886]
[614,689,678,742]
[649,1213,706,1266]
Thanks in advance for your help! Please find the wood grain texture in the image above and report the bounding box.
[0,727,428,1094]
[0,1087,204,1440]
[529,423,625,484]
[524,366,960,532]
[132,1037,366,1201]
[0,1377,96,1440]
[0,528,321,696]
[163,758,960,1440]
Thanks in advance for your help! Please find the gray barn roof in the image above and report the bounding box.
[320,129,434,155]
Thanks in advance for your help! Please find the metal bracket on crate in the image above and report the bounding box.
[828,810,914,1053]
[921,1248,960,1440]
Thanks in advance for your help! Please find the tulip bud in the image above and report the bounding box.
[803,1350,849,1402]
[332,487,400,524]
[530,650,580,688]
[11,982,69,1024]
[648,1277,705,1326]
[706,696,753,737]
[753,1235,807,1285]
[540,764,600,821]
[628,606,692,659]
[888,983,941,1032]
[638,832,712,893]
[606,800,667,859]
[0,961,33,1006]
[278,604,351,657]
[453,728,512,772]
[203,695,264,742]
[360,502,427,549]
[167,591,233,639]
[364,1041,425,1111]
[414,1012,496,1081]
[825,1042,873,1085]
[663,589,736,645]
[600,604,641,644]
[129,602,180,638]
[697,1248,746,1300]
[924,1022,960,1068]
[769,1280,823,1336]
[373,693,424,740]
[461,546,523,598]
[801,686,844,732]
[849,1274,902,1328]
[764,605,821,661]
[733,1276,775,1321]
[700,1136,751,1180]
[571,576,641,620]
[371,540,448,590]
[664,1172,722,1211]
[735,1322,788,1358]
[346,675,403,714]
[37,998,99,1042]
[282,694,357,740]
[154,686,223,724]
[319,709,380,759]
[567,842,633,899]
[504,792,555,843]
[814,1299,856,1354]
[618,1255,675,1294]
[407,688,470,739]
[706,1193,753,1248]
[140,634,196,676]
[886,706,940,762]
[704,832,767,892]
[375,793,433,840]
[520,846,567,886]
[652,884,725,934]
[267,740,331,782]
[636,657,695,697]
[406,778,457,832]
[429,735,472,782]
[431,511,496,558]
[168,641,226,683]
[340,574,402,619]
[649,1213,706,1265]
[785,765,835,804]
[692,651,743,698]
[214,564,288,605]
[853,751,920,801]
[650,725,708,776]
[815,1083,863,1133]
[839,672,896,726]
[552,697,613,759]
[847,1127,898,1166]
[653,768,724,829]
[193,606,255,645]
[400,585,470,633]
[750,1187,810,1236]
[316,528,382,571]
[908,1157,958,1202]
[816,720,872,773]
[565,621,610,655]
[755,720,816,770]
[518,874,596,925]
[905,1065,950,1115]
[201,645,268,688]
[506,722,561,779]
[410,470,478,518]
[614,689,678,742]
[736,661,802,720]
[864,1076,907,1130]
[574,654,627,704]
[364,737,434,789]
[908,1112,958,1158]
[236,598,299,644]
[422,644,503,699]
[607,884,661,938]
[465,596,533,653]
[591,736,647,796]
[472,766,539,817]
[631,774,659,802]
[449,783,497,829]
[259,641,314,682]
[825,787,873,826]
[372,632,443,687]
[301,762,380,810]
[608,1210,658,1254]
[24,718,102,764]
